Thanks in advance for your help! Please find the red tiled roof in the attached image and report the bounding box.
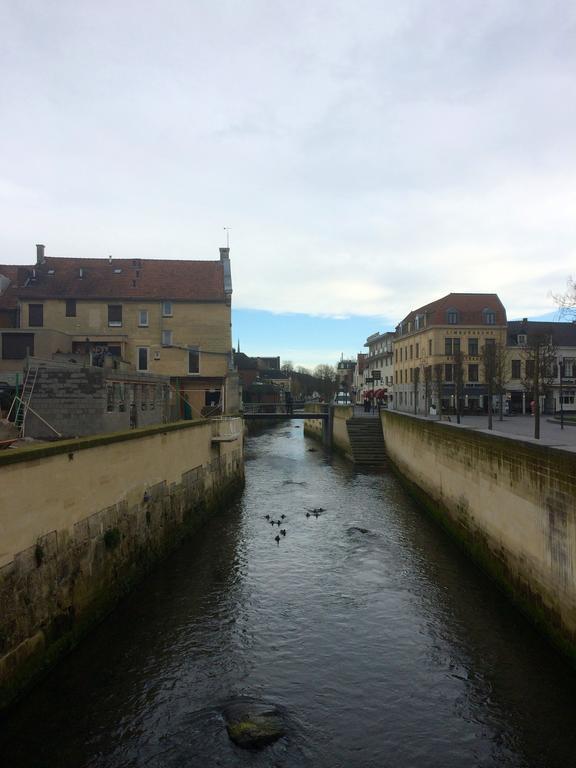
[0,265,21,310]
[399,293,507,327]
[0,256,227,302]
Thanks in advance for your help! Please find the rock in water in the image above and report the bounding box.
[224,701,286,749]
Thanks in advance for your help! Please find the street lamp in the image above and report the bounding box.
[559,357,564,430]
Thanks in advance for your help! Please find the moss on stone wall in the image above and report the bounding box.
[0,450,244,712]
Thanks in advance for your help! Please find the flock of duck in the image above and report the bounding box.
[264,508,326,544]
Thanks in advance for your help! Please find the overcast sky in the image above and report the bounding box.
[1,1,575,366]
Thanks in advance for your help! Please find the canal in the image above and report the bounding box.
[1,422,575,767]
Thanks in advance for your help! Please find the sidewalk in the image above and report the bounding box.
[420,413,576,453]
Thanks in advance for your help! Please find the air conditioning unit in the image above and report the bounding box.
[153,351,161,360]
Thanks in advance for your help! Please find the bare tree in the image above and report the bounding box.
[296,366,311,375]
[433,363,444,419]
[423,365,432,415]
[493,341,509,421]
[313,364,337,401]
[522,332,557,439]
[281,360,294,373]
[482,342,496,430]
[453,351,465,424]
[553,276,576,319]
[413,366,420,414]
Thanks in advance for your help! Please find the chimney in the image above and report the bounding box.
[108,255,112,264]
[522,317,528,324]
[36,244,46,265]
[219,247,230,261]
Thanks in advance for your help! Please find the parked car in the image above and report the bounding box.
[333,391,353,405]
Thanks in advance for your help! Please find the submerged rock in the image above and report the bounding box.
[348,526,371,535]
[223,700,286,749]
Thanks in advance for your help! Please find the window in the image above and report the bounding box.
[205,390,221,407]
[447,309,458,324]
[511,359,521,379]
[444,364,454,382]
[416,343,419,358]
[410,345,413,359]
[138,310,149,327]
[517,334,527,345]
[188,346,199,374]
[468,364,479,382]
[28,304,43,327]
[428,339,432,355]
[162,330,173,346]
[108,304,123,327]
[445,337,460,355]
[137,347,149,371]
[526,360,535,377]
[483,309,496,325]
[564,359,574,377]
[65,299,76,317]
[468,337,478,356]
[162,300,173,317]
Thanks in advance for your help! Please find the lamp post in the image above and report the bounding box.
[559,357,564,430]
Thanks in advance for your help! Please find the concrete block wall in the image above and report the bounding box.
[24,365,170,438]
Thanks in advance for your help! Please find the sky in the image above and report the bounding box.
[1,1,575,368]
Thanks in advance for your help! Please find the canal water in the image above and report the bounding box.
[1,423,576,767]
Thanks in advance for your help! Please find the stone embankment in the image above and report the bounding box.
[0,417,244,710]
[381,410,576,661]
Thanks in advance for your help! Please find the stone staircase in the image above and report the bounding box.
[346,416,387,469]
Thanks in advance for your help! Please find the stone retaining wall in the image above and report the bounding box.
[0,418,244,709]
[381,410,576,661]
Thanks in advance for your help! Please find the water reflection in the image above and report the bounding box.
[1,422,575,768]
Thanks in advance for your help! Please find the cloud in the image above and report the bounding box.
[1,0,574,340]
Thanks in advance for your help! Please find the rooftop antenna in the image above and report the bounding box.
[223,226,231,248]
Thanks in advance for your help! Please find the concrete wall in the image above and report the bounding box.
[24,364,171,438]
[381,410,576,660]
[303,405,352,454]
[0,418,244,709]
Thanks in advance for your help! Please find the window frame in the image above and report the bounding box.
[108,304,123,327]
[65,299,77,318]
[161,329,173,347]
[28,303,44,328]
[188,346,200,374]
[137,346,149,371]
[162,300,173,317]
[138,309,149,327]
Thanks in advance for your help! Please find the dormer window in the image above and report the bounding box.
[517,334,527,345]
[446,308,459,325]
[483,308,496,325]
